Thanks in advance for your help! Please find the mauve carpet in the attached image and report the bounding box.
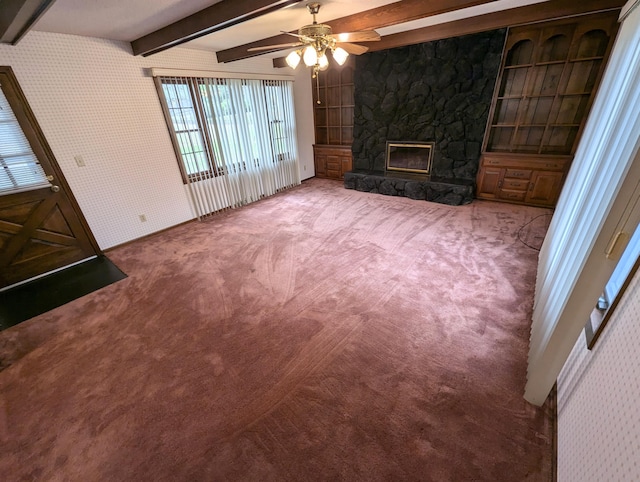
[0,179,554,481]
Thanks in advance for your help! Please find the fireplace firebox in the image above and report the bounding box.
[385,141,434,178]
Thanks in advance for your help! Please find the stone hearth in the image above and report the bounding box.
[345,170,474,206]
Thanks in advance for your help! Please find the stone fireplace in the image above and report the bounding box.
[344,29,506,205]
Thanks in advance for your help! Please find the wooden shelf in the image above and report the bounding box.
[504,64,534,69]
[534,59,569,66]
[313,57,355,178]
[477,11,619,207]
[569,56,605,62]
[312,57,355,147]
[485,12,618,157]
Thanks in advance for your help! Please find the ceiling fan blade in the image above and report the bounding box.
[281,31,315,42]
[332,31,381,43]
[337,42,369,55]
[248,43,302,52]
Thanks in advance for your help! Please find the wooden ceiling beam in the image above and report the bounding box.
[368,0,626,53]
[216,0,498,63]
[0,0,56,45]
[131,0,304,57]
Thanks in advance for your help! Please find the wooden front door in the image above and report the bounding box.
[0,66,98,289]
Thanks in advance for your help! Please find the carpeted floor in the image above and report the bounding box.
[0,179,554,480]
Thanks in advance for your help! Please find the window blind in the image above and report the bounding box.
[0,83,49,194]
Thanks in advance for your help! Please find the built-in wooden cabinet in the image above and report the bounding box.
[476,153,570,206]
[312,58,354,179]
[313,145,353,180]
[477,12,619,207]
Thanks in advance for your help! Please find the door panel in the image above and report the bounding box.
[476,166,503,199]
[526,171,564,206]
[0,66,98,288]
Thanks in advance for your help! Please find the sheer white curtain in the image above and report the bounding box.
[157,75,300,218]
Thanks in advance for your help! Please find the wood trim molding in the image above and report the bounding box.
[104,220,197,252]
[0,0,56,45]
[216,0,497,63]
[369,0,626,52]
[131,0,304,57]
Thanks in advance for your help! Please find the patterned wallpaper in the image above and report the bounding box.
[0,31,312,249]
[557,268,640,481]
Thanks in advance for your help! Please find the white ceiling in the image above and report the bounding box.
[32,0,549,55]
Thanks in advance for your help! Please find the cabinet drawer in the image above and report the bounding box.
[504,169,531,179]
[483,157,510,167]
[499,190,527,202]
[538,161,566,170]
[481,154,571,171]
[502,178,529,190]
[326,160,340,171]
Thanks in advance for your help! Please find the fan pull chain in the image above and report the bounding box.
[316,72,320,105]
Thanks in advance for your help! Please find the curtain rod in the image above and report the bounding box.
[150,68,295,82]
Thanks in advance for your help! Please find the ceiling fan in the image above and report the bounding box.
[248,2,380,76]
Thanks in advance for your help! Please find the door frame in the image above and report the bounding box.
[0,66,101,278]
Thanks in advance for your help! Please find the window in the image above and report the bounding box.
[156,76,297,183]
[585,223,640,349]
[154,74,300,218]
[158,77,216,180]
[0,80,49,194]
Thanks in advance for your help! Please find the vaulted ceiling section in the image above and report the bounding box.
[216,0,626,66]
[2,0,628,63]
[131,0,305,57]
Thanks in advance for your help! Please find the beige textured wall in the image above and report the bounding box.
[557,268,640,481]
[0,31,313,249]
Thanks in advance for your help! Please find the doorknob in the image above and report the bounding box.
[50,185,60,193]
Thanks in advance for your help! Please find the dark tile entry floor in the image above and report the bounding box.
[0,256,127,331]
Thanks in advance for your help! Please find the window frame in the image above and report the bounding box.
[154,77,219,184]
[585,252,640,350]
[154,76,295,185]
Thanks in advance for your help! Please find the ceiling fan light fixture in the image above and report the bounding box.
[332,47,349,66]
[318,53,329,71]
[303,45,318,67]
[285,50,301,69]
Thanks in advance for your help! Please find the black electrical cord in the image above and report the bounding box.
[517,213,553,251]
